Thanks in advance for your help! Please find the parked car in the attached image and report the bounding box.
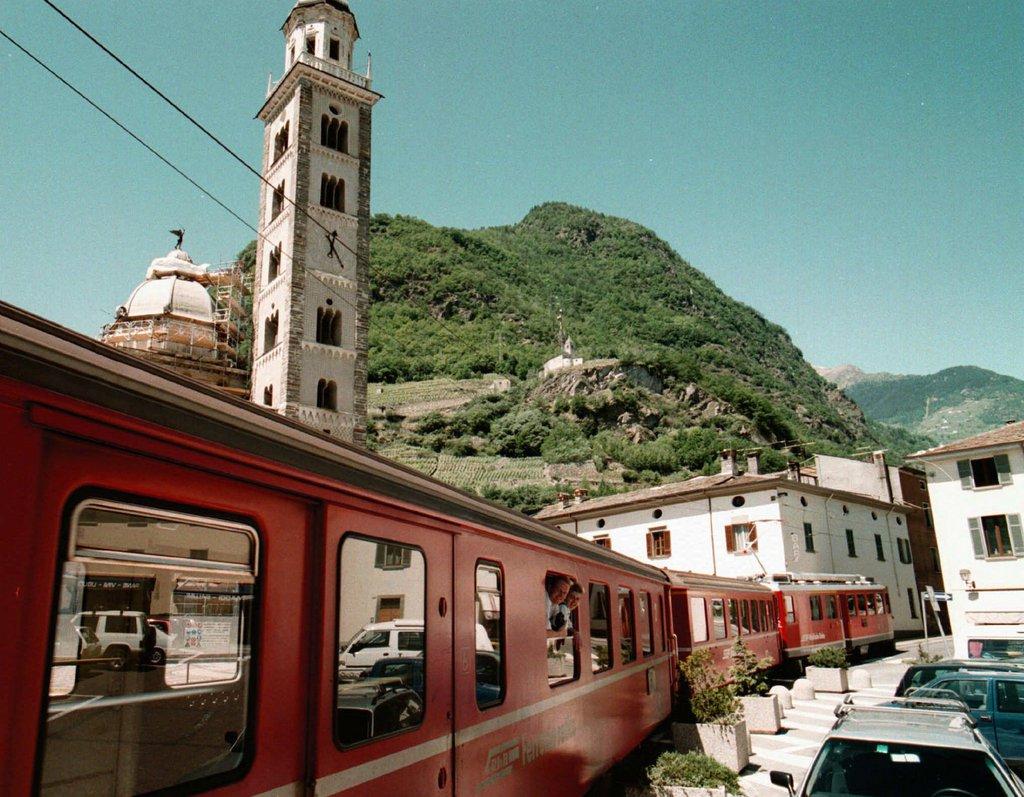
[919,671,1024,772]
[770,702,1024,796]
[54,624,102,663]
[971,639,1024,661]
[351,652,504,706]
[357,657,425,697]
[338,620,424,677]
[335,682,424,746]
[74,610,174,668]
[897,659,1024,697]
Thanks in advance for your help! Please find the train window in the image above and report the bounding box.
[41,500,257,795]
[874,592,884,614]
[741,600,752,634]
[784,595,796,624]
[336,535,425,747]
[826,596,838,619]
[590,583,613,673]
[749,600,761,632]
[761,601,769,630]
[883,592,891,614]
[857,594,867,614]
[690,597,708,643]
[847,594,857,616]
[729,599,741,636]
[711,598,726,639]
[639,592,653,657]
[476,562,504,709]
[618,588,637,663]
[547,572,580,687]
[810,596,823,621]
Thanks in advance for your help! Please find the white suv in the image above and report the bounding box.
[339,620,424,678]
[75,611,175,669]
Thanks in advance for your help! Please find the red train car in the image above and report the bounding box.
[771,573,895,659]
[0,304,676,797]
[668,572,782,674]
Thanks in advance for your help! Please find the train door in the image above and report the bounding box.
[839,591,858,643]
[316,504,454,796]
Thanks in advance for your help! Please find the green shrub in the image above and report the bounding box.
[442,436,477,457]
[728,639,774,697]
[912,644,942,664]
[646,751,741,794]
[679,649,741,724]
[807,646,848,669]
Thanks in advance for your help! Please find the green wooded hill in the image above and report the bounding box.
[238,203,931,512]
[841,366,1024,444]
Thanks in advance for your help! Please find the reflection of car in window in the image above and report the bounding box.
[335,682,425,747]
[338,620,424,677]
[71,611,175,669]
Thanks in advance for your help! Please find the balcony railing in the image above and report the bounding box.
[269,52,371,96]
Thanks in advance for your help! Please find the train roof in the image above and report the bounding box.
[665,570,774,594]
[0,302,667,582]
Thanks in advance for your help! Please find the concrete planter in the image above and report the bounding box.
[672,720,750,773]
[738,694,781,734]
[661,788,728,797]
[806,666,849,693]
[547,654,571,678]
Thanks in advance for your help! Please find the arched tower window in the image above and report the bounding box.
[271,180,285,220]
[316,379,338,411]
[321,114,330,147]
[263,312,279,354]
[320,115,348,155]
[263,385,273,406]
[337,121,348,154]
[320,174,344,213]
[273,121,289,163]
[316,307,342,346]
[267,243,281,283]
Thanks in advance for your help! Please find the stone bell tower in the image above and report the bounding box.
[250,0,380,444]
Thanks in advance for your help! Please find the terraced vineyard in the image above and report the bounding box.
[433,455,548,491]
[368,375,511,418]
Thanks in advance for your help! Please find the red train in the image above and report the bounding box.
[668,570,895,674]
[0,303,676,797]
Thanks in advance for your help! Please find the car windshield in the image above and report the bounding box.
[804,738,1014,797]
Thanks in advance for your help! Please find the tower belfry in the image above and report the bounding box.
[250,0,380,444]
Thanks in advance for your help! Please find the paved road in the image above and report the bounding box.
[740,637,948,796]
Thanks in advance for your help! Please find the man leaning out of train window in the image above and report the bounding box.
[546,574,572,639]
[552,583,584,651]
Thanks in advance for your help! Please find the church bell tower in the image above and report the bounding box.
[250,0,380,444]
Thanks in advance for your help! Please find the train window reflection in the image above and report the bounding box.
[690,597,708,643]
[711,598,726,639]
[639,592,653,657]
[590,582,613,673]
[619,588,636,663]
[729,598,740,636]
[826,596,838,619]
[784,595,796,624]
[42,500,257,796]
[336,536,425,747]
[475,562,504,708]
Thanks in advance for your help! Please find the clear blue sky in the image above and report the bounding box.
[1,1,1021,378]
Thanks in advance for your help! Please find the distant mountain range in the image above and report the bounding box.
[815,364,1024,444]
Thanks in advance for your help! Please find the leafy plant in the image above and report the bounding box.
[728,639,774,697]
[679,649,741,724]
[646,751,741,795]
[807,646,848,669]
[912,644,942,664]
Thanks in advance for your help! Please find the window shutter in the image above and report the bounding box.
[1008,514,1024,556]
[968,517,985,559]
[957,459,973,489]
[995,454,1013,485]
[646,531,654,558]
[748,523,758,551]
[725,525,736,553]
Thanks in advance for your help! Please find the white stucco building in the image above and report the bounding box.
[541,336,584,376]
[537,451,922,634]
[907,421,1024,658]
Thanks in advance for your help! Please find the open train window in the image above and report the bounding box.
[336,535,425,747]
[656,594,666,652]
[784,595,795,624]
[475,562,504,709]
[41,499,258,795]
[639,592,653,657]
[711,598,726,639]
[826,596,837,619]
[847,594,857,616]
[690,597,708,643]
[546,571,579,686]
[618,588,636,663]
[729,598,741,636]
[741,599,752,634]
[589,582,613,673]
[857,594,867,614]
[810,596,823,621]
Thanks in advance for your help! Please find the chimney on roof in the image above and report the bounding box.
[746,451,760,475]
[573,487,588,504]
[787,461,801,481]
[720,449,738,477]
[557,491,571,507]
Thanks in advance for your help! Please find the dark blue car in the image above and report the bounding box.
[359,653,502,706]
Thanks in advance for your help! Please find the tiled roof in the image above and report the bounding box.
[907,420,1024,460]
[534,471,781,520]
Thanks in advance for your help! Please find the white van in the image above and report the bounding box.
[75,611,175,668]
[338,620,424,677]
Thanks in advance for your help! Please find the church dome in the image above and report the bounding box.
[118,249,214,323]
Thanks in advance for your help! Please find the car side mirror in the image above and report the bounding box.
[770,770,795,795]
